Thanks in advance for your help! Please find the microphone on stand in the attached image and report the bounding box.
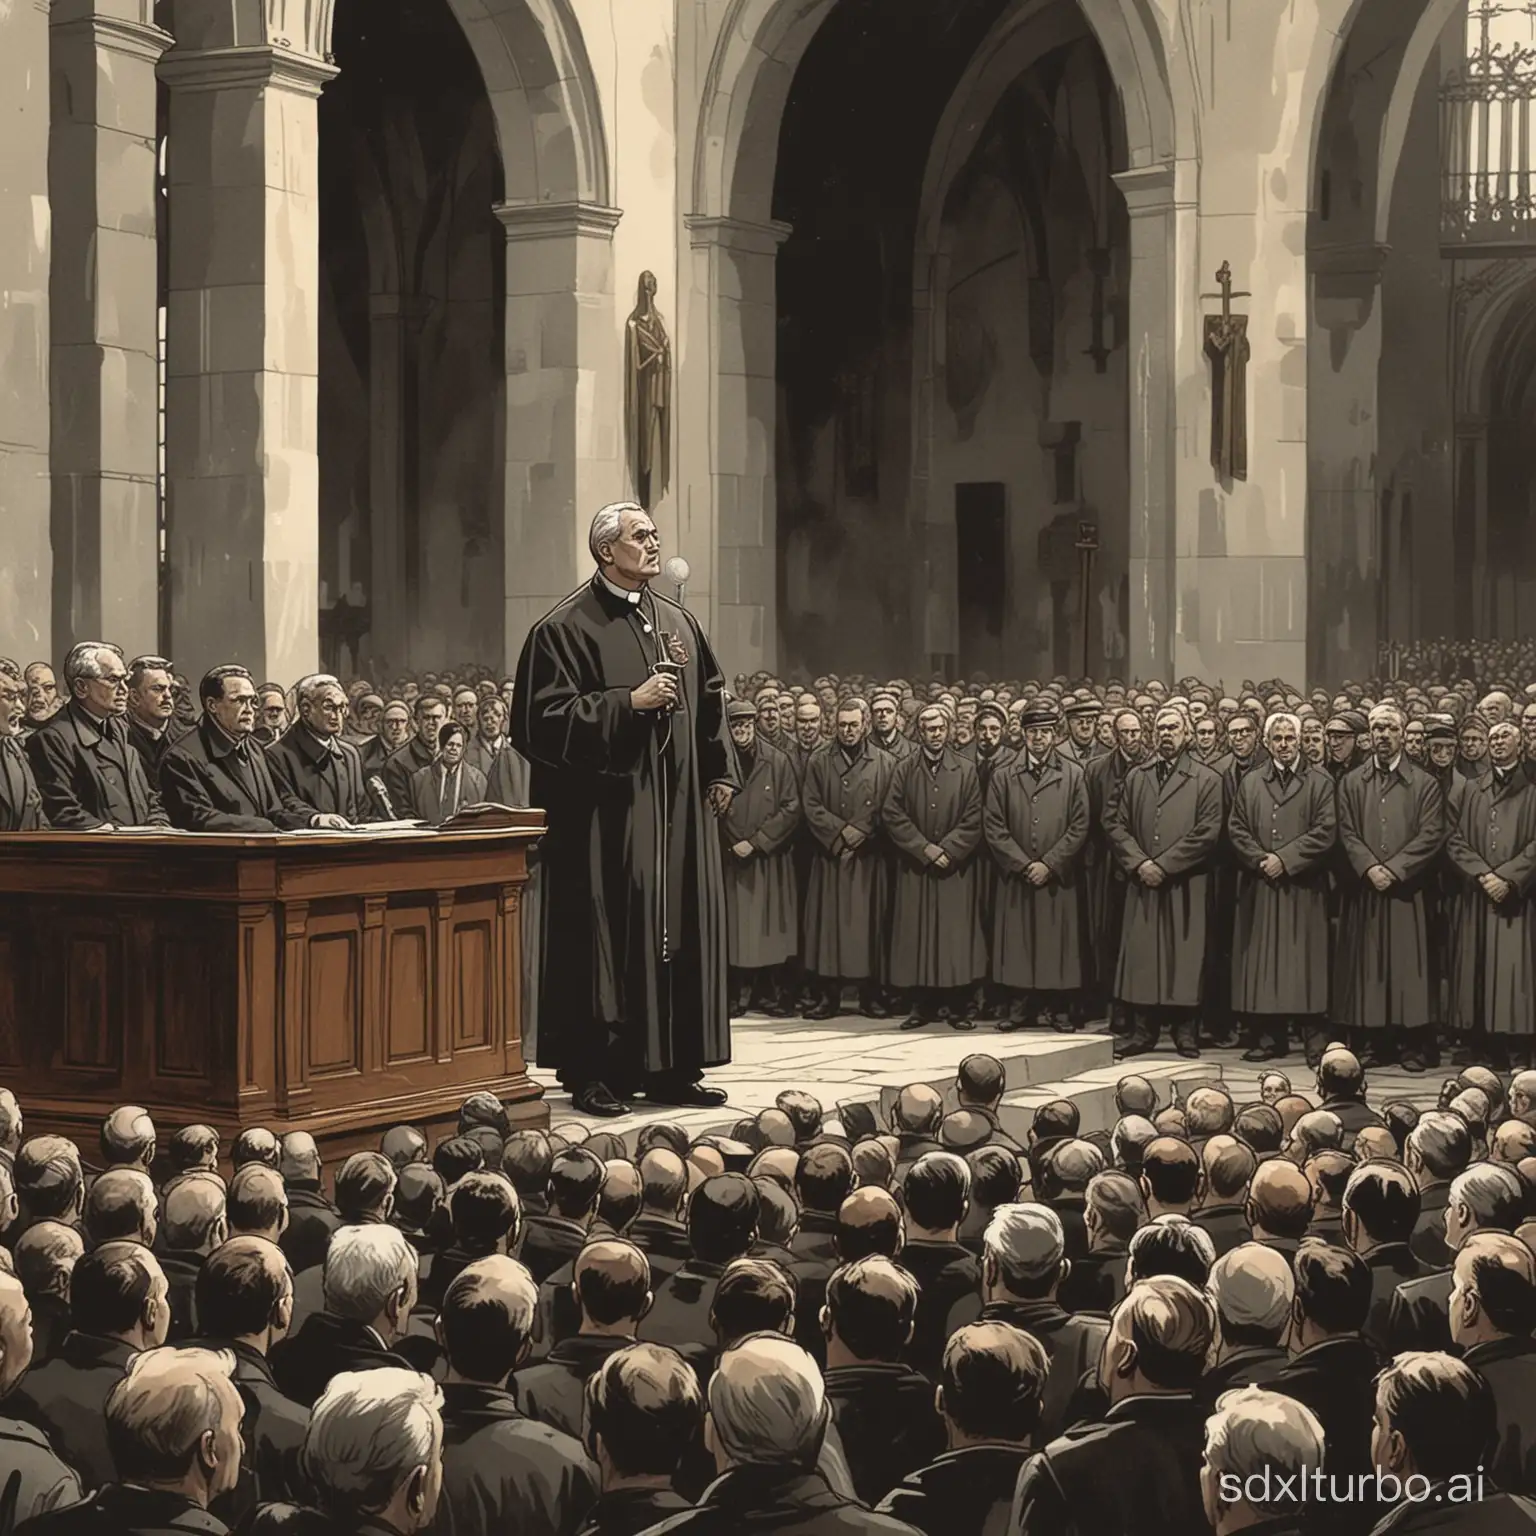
[664,555,691,606]
[367,776,398,820]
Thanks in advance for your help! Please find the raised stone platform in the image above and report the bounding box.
[531,1014,1217,1148]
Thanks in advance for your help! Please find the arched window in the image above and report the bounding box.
[1443,0,1536,238]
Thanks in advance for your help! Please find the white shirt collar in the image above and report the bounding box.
[597,570,644,606]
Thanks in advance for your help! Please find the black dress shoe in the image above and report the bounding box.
[645,1081,729,1107]
[899,1014,930,1032]
[802,998,838,1020]
[1242,1045,1286,1062]
[948,1016,976,1032]
[1114,1034,1157,1060]
[862,999,893,1020]
[571,1082,629,1117]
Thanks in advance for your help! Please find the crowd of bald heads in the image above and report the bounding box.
[0,1044,1531,1533]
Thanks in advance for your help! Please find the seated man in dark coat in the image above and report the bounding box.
[945,1203,1108,1445]
[1450,1232,1536,1496]
[1198,1386,1325,1536]
[790,1144,855,1267]
[192,1236,310,1522]
[15,1345,245,1536]
[11,1222,83,1368]
[24,642,169,830]
[0,1271,83,1522]
[624,1151,692,1286]
[1366,1352,1536,1535]
[877,1322,1046,1536]
[159,665,351,833]
[434,1255,598,1536]
[1198,1243,1292,1410]
[639,1174,759,1358]
[1057,1170,1140,1315]
[1270,1240,1383,1536]
[1314,1046,1387,1148]
[270,1224,416,1408]
[0,668,48,830]
[576,1342,698,1536]
[521,1150,603,1286]
[1193,1138,1257,1258]
[1390,1161,1527,1356]
[641,1333,922,1536]
[897,1153,980,1379]
[517,1240,651,1440]
[418,1171,521,1313]
[10,1241,170,1492]
[1341,1159,1427,1357]
[1010,1274,1216,1536]
[264,673,376,825]
[276,1132,340,1279]
[821,1256,945,1508]
[1405,1110,1473,1270]
[158,1174,228,1344]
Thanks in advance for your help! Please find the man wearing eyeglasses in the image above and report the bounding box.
[23,642,170,830]
[265,673,377,823]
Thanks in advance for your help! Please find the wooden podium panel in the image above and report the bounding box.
[0,819,546,1146]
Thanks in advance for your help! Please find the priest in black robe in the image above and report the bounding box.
[510,502,740,1117]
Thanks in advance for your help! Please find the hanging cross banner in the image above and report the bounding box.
[1202,261,1252,482]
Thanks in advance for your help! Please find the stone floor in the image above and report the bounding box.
[529,1012,1454,1149]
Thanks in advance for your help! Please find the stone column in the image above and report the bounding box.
[366,293,430,674]
[0,0,52,664]
[49,0,171,664]
[681,215,790,679]
[1115,163,1200,683]
[158,44,335,685]
[496,200,622,667]
[1308,242,1389,685]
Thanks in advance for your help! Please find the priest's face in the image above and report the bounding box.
[603,509,662,584]
[1267,719,1299,767]
[1489,721,1521,768]
[835,708,866,748]
[210,674,258,739]
[729,716,756,751]
[302,683,348,739]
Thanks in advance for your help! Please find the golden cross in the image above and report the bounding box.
[1201,261,1251,322]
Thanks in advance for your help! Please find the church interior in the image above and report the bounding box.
[3,0,1536,693]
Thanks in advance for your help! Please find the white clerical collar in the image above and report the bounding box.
[597,571,645,606]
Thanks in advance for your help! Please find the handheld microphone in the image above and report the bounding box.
[367,776,398,820]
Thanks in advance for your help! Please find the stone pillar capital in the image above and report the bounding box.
[49,9,172,62]
[493,200,622,242]
[1113,160,1198,216]
[158,43,337,98]
[684,215,793,254]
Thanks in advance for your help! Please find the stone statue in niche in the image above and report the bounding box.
[625,271,672,509]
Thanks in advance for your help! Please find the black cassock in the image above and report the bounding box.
[510,576,739,1089]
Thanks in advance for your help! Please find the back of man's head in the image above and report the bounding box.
[105,1345,239,1487]
[1030,1100,1079,1146]
[163,1173,227,1254]
[501,1131,552,1201]
[13,1221,82,1303]
[16,1136,82,1222]
[982,1203,1064,1300]
[689,1174,760,1265]
[835,1188,903,1262]
[272,1130,313,1180]
[100,1106,156,1169]
[457,1090,509,1139]
[1305,1150,1354,1212]
[1109,1273,1214,1390]
[1127,1214,1216,1288]
[1111,1115,1157,1177]
[71,1241,161,1337]
[824,1256,918,1362]
[775,1090,823,1144]
[322,1223,416,1323]
[753,1178,799,1248]
[796,1143,854,1215]
[712,1257,797,1343]
[638,1150,688,1218]
[432,1136,484,1189]
[196,1235,291,1341]
[1209,1243,1294,1346]
[1292,1237,1370,1335]
[1454,1232,1536,1339]
[449,1171,520,1253]
[893,1085,944,1136]
[1316,1047,1366,1103]
[1141,1137,1201,1209]
[549,1148,605,1221]
[1085,1171,1144,1246]
[85,1168,157,1247]
[1185,1087,1234,1139]
[1115,1075,1157,1117]
[335,1152,396,1223]
[1375,1353,1497,1483]
[967,1146,1023,1213]
[1343,1161,1421,1248]
[228,1165,288,1238]
[903,1152,970,1233]
[302,1367,443,1516]
[1204,1387,1325,1525]
[574,1240,652,1331]
[1233,1105,1284,1157]
[379,1125,428,1171]
[940,1322,1048,1446]
[1039,1138,1103,1200]
[957,1054,1005,1107]
[439,1255,538,1383]
[1449,1162,1526,1235]
[168,1125,220,1174]
[1248,1159,1314,1239]
[584,1342,702,1479]
[850,1138,895,1193]
[708,1334,827,1470]
[1203,1137,1258,1203]
[1407,1111,1473,1184]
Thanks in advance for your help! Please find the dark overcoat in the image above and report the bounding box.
[382,736,435,819]
[25,701,167,828]
[1106,753,1224,1007]
[801,739,893,980]
[0,737,47,830]
[880,749,986,990]
[983,753,1089,991]
[1083,749,1135,989]
[159,718,314,833]
[721,737,801,969]
[409,761,489,826]
[1226,761,1337,1015]
[265,724,372,821]
[1333,758,1445,1032]
[509,577,738,1082]
[1445,768,1536,1036]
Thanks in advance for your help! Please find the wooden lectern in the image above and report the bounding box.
[0,818,546,1148]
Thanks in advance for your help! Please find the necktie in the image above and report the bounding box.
[1157,761,1171,788]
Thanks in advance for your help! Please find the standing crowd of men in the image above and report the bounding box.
[7,644,1536,1072]
[1,1048,1536,1534]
